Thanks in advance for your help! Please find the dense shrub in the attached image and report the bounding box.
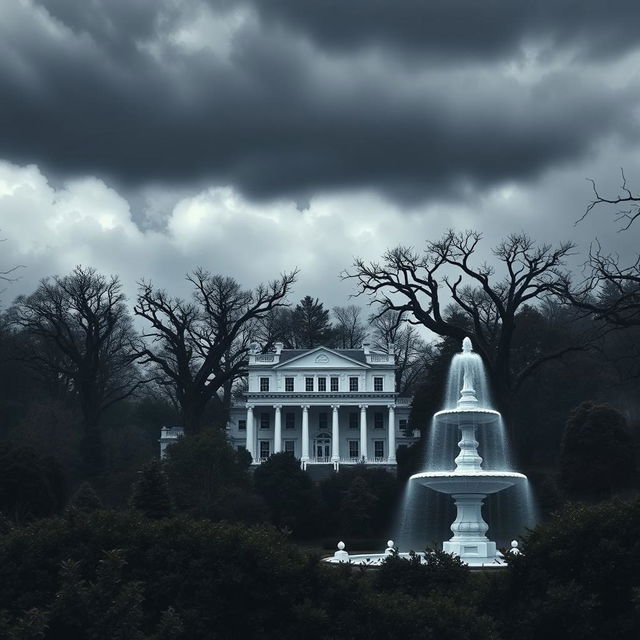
[163,428,264,523]
[559,402,637,500]
[376,548,469,597]
[130,459,174,519]
[67,482,103,514]
[0,512,500,640]
[253,452,320,536]
[494,497,640,640]
[0,442,67,522]
[320,467,399,537]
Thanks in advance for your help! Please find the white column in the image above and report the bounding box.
[331,404,340,462]
[246,405,255,461]
[388,404,396,462]
[359,404,368,462]
[273,405,282,453]
[301,405,310,462]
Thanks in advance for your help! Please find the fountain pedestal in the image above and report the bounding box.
[443,494,496,559]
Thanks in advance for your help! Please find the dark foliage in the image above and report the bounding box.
[0,442,67,522]
[493,497,640,640]
[560,402,637,500]
[338,476,377,536]
[0,512,499,640]
[130,459,174,519]
[376,548,469,597]
[253,452,320,536]
[67,482,103,514]
[291,295,333,348]
[164,429,267,523]
[320,467,399,539]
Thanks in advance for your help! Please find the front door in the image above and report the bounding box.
[314,433,331,462]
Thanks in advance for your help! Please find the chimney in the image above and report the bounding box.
[363,340,370,355]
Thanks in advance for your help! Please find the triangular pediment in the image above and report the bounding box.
[274,347,369,370]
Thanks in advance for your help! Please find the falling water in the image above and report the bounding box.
[443,350,493,410]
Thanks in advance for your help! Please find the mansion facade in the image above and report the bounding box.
[161,342,415,471]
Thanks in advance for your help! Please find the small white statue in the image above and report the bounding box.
[333,541,349,562]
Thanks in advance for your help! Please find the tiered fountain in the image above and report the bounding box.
[325,337,534,567]
[409,337,527,564]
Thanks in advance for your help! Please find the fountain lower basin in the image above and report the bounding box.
[433,408,501,424]
[411,470,527,494]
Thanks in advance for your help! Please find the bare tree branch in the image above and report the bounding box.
[577,169,640,230]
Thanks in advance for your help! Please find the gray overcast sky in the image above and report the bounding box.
[1,0,639,316]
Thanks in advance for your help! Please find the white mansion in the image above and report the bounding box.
[161,342,415,472]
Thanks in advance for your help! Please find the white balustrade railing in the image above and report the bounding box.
[254,354,275,363]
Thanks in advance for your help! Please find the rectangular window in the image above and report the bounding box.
[260,412,270,429]
[285,377,294,392]
[318,412,328,431]
[318,377,326,391]
[399,419,407,433]
[238,419,246,431]
[259,441,270,460]
[374,440,384,459]
[330,377,339,391]
[260,377,270,392]
[349,377,359,392]
[305,377,314,391]
[284,440,295,454]
[374,377,383,392]
[349,412,359,429]
[285,412,295,430]
[349,440,359,459]
[374,412,384,429]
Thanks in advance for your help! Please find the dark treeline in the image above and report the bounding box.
[0,221,639,638]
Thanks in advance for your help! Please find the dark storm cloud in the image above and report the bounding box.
[231,0,640,61]
[0,0,639,203]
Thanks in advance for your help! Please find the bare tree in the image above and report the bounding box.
[255,307,296,351]
[368,310,434,395]
[134,269,296,435]
[558,242,640,328]
[345,230,579,410]
[11,266,142,470]
[332,305,366,348]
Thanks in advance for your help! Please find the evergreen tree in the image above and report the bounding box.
[68,482,103,513]
[130,459,174,519]
[339,476,378,536]
[292,296,333,348]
